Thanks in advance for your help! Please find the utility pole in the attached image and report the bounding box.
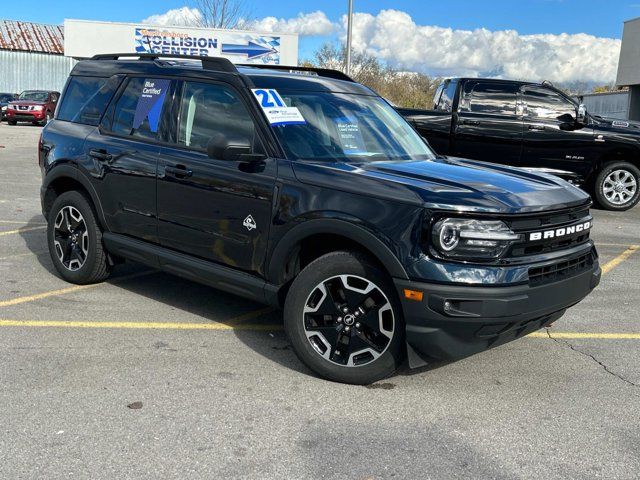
[346,0,353,75]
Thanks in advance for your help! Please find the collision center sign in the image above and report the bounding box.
[64,19,298,65]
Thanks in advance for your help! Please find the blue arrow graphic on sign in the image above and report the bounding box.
[221,41,276,59]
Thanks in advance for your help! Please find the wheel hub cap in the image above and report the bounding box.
[302,274,395,367]
[603,169,637,205]
[53,206,89,271]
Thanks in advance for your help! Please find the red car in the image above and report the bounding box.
[6,90,60,126]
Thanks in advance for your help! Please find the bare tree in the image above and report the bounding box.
[190,0,252,29]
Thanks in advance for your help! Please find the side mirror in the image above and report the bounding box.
[206,133,266,162]
[577,104,587,124]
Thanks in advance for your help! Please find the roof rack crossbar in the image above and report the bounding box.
[237,63,354,82]
[90,53,238,73]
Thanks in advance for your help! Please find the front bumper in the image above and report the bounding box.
[395,259,601,365]
[6,110,45,122]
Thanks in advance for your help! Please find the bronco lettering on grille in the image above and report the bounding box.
[529,221,592,241]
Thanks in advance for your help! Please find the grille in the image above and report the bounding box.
[507,206,592,257]
[528,251,594,286]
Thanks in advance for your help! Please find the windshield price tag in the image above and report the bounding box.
[251,89,306,126]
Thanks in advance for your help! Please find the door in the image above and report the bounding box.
[157,80,276,275]
[84,76,174,242]
[521,86,595,181]
[452,80,524,165]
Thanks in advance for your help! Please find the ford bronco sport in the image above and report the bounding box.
[39,54,601,384]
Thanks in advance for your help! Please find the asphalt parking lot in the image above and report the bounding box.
[0,122,638,480]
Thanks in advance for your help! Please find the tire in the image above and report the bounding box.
[594,162,640,211]
[47,191,112,284]
[40,111,52,126]
[7,120,16,126]
[284,251,405,384]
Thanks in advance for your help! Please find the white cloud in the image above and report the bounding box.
[341,9,621,83]
[248,11,335,36]
[142,7,202,27]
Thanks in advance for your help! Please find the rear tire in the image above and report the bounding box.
[284,251,405,384]
[594,162,640,211]
[47,191,112,284]
[7,120,16,126]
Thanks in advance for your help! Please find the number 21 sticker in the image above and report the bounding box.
[251,89,306,126]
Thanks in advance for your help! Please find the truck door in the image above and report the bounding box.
[521,86,594,182]
[156,79,276,276]
[452,80,524,165]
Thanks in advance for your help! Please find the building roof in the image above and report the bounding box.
[0,20,63,54]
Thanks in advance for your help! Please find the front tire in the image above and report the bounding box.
[47,191,112,284]
[7,120,16,126]
[284,251,405,384]
[594,162,640,211]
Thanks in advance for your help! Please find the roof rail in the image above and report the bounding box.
[90,53,238,73]
[237,63,354,82]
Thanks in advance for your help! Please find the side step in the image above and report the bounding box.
[103,232,279,306]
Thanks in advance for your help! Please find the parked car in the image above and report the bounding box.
[398,78,640,211]
[6,90,60,126]
[0,92,17,120]
[39,54,600,384]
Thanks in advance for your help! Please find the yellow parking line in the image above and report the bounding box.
[601,245,639,274]
[528,331,640,340]
[0,220,46,225]
[0,251,48,261]
[0,319,281,331]
[0,225,46,236]
[0,270,157,308]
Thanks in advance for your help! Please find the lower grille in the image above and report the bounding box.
[528,252,594,286]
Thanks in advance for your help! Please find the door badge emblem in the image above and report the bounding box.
[243,215,257,231]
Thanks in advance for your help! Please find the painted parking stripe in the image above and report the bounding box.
[0,225,46,236]
[528,331,640,340]
[601,245,639,274]
[0,220,46,225]
[0,319,283,331]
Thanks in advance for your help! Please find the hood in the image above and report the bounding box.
[592,115,640,134]
[292,156,590,214]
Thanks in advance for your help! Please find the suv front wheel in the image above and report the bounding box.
[284,251,405,384]
[594,162,640,211]
[47,191,112,284]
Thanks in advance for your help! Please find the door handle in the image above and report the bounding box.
[461,119,481,126]
[89,149,113,162]
[528,124,546,131]
[165,165,193,178]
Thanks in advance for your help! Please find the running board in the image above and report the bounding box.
[102,232,279,306]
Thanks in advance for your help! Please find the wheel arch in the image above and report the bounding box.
[268,218,409,297]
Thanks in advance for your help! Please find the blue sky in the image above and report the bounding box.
[3,1,634,83]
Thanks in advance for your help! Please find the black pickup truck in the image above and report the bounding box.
[398,78,640,211]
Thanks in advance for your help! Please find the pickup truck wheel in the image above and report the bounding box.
[284,251,405,384]
[47,191,112,284]
[595,162,640,211]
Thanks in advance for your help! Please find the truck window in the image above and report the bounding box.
[109,77,172,141]
[57,76,120,126]
[464,82,518,115]
[435,81,456,112]
[523,87,575,121]
[177,81,258,152]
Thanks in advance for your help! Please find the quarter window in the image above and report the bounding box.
[110,77,172,140]
[57,76,120,126]
[524,87,576,121]
[177,81,258,152]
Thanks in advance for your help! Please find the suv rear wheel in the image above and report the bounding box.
[284,251,405,384]
[594,162,640,211]
[47,191,112,284]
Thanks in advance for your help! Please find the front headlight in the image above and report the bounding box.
[32,105,44,111]
[431,218,521,260]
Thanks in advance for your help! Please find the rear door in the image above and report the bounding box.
[451,80,524,165]
[84,75,175,243]
[156,79,276,275]
[521,85,594,181]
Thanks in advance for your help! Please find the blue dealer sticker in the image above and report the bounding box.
[134,79,170,133]
[251,89,306,126]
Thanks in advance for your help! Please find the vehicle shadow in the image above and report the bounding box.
[18,215,314,378]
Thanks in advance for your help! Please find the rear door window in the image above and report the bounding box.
[109,77,173,141]
[57,76,121,126]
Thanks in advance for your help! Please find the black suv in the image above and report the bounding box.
[40,54,600,384]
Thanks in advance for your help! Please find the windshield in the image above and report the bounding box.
[18,91,48,102]
[0,94,14,103]
[271,92,435,162]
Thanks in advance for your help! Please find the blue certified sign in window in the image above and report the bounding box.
[133,79,170,133]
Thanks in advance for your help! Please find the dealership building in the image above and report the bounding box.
[616,16,640,121]
[0,18,297,94]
